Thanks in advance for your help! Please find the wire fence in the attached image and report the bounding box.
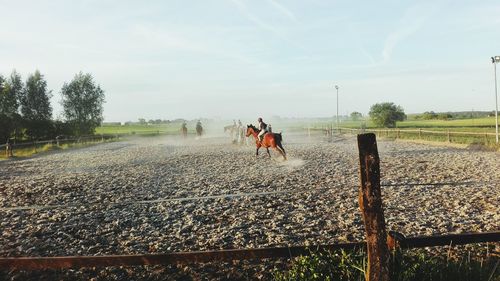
[1,134,119,158]
[306,126,498,146]
[1,180,496,212]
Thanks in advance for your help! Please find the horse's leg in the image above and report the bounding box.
[276,145,287,160]
[277,143,286,155]
[266,147,271,158]
[255,146,260,157]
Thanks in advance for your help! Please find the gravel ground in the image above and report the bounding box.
[0,133,499,280]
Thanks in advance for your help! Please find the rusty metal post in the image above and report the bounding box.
[357,133,390,281]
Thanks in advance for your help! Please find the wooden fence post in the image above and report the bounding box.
[447,131,451,142]
[357,133,390,281]
[418,129,422,138]
[5,142,13,158]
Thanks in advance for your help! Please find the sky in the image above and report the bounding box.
[1,0,499,122]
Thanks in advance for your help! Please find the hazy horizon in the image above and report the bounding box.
[1,0,499,122]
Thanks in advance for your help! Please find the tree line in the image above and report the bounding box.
[0,70,105,143]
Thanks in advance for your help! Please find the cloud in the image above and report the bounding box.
[358,46,376,65]
[229,0,281,35]
[228,0,306,51]
[267,0,298,22]
[381,2,443,63]
[129,23,268,67]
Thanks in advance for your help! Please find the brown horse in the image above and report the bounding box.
[246,125,286,160]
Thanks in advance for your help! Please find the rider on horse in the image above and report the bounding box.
[196,120,203,136]
[257,117,268,143]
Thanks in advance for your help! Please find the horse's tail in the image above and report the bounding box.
[274,132,286,159]
[274,132,283,144]
[274,133,283,147]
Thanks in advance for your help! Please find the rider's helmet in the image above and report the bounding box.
[258,117,262,122]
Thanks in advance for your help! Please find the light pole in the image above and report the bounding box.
[335,85,339,131]
[492,56,500,143]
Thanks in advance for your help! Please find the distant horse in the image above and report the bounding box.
[224,124,244,144]
[237,126,246,145]
[224,125,235,134]
[181,126,187,138]
[246,124,286,160]
[196,123,203,137]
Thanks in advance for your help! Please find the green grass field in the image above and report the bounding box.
[95,123,185,135]
[397,117,496,130]
[96,117,498,134]
[303,117,497,133]
[274,116,498,148]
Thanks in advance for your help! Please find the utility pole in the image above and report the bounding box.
[335,85,339,131]
[492,56,499,143]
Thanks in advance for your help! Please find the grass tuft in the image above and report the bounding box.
[273,247,499,281]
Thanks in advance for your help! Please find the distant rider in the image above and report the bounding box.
[196,120,203,136]
[257,117,268,143]
[237,119,243,143]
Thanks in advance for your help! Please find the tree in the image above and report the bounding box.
[0,70,23,116]
[369,102,406,128]
[350,111,363,121]
[0,75,9,141]
[421,111,437,120]
[61,72,105,136]
[20,70,53,139]
[437,113,452,120]
[1,71,24,142]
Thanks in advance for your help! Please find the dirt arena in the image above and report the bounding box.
[1,133,498,280]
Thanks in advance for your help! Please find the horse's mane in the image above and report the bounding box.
[247,124,258,131]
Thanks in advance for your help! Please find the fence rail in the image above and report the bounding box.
[2,134,119,158]
[0,231,498,270]
[307,127,497,136]
[306,126,497,146]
